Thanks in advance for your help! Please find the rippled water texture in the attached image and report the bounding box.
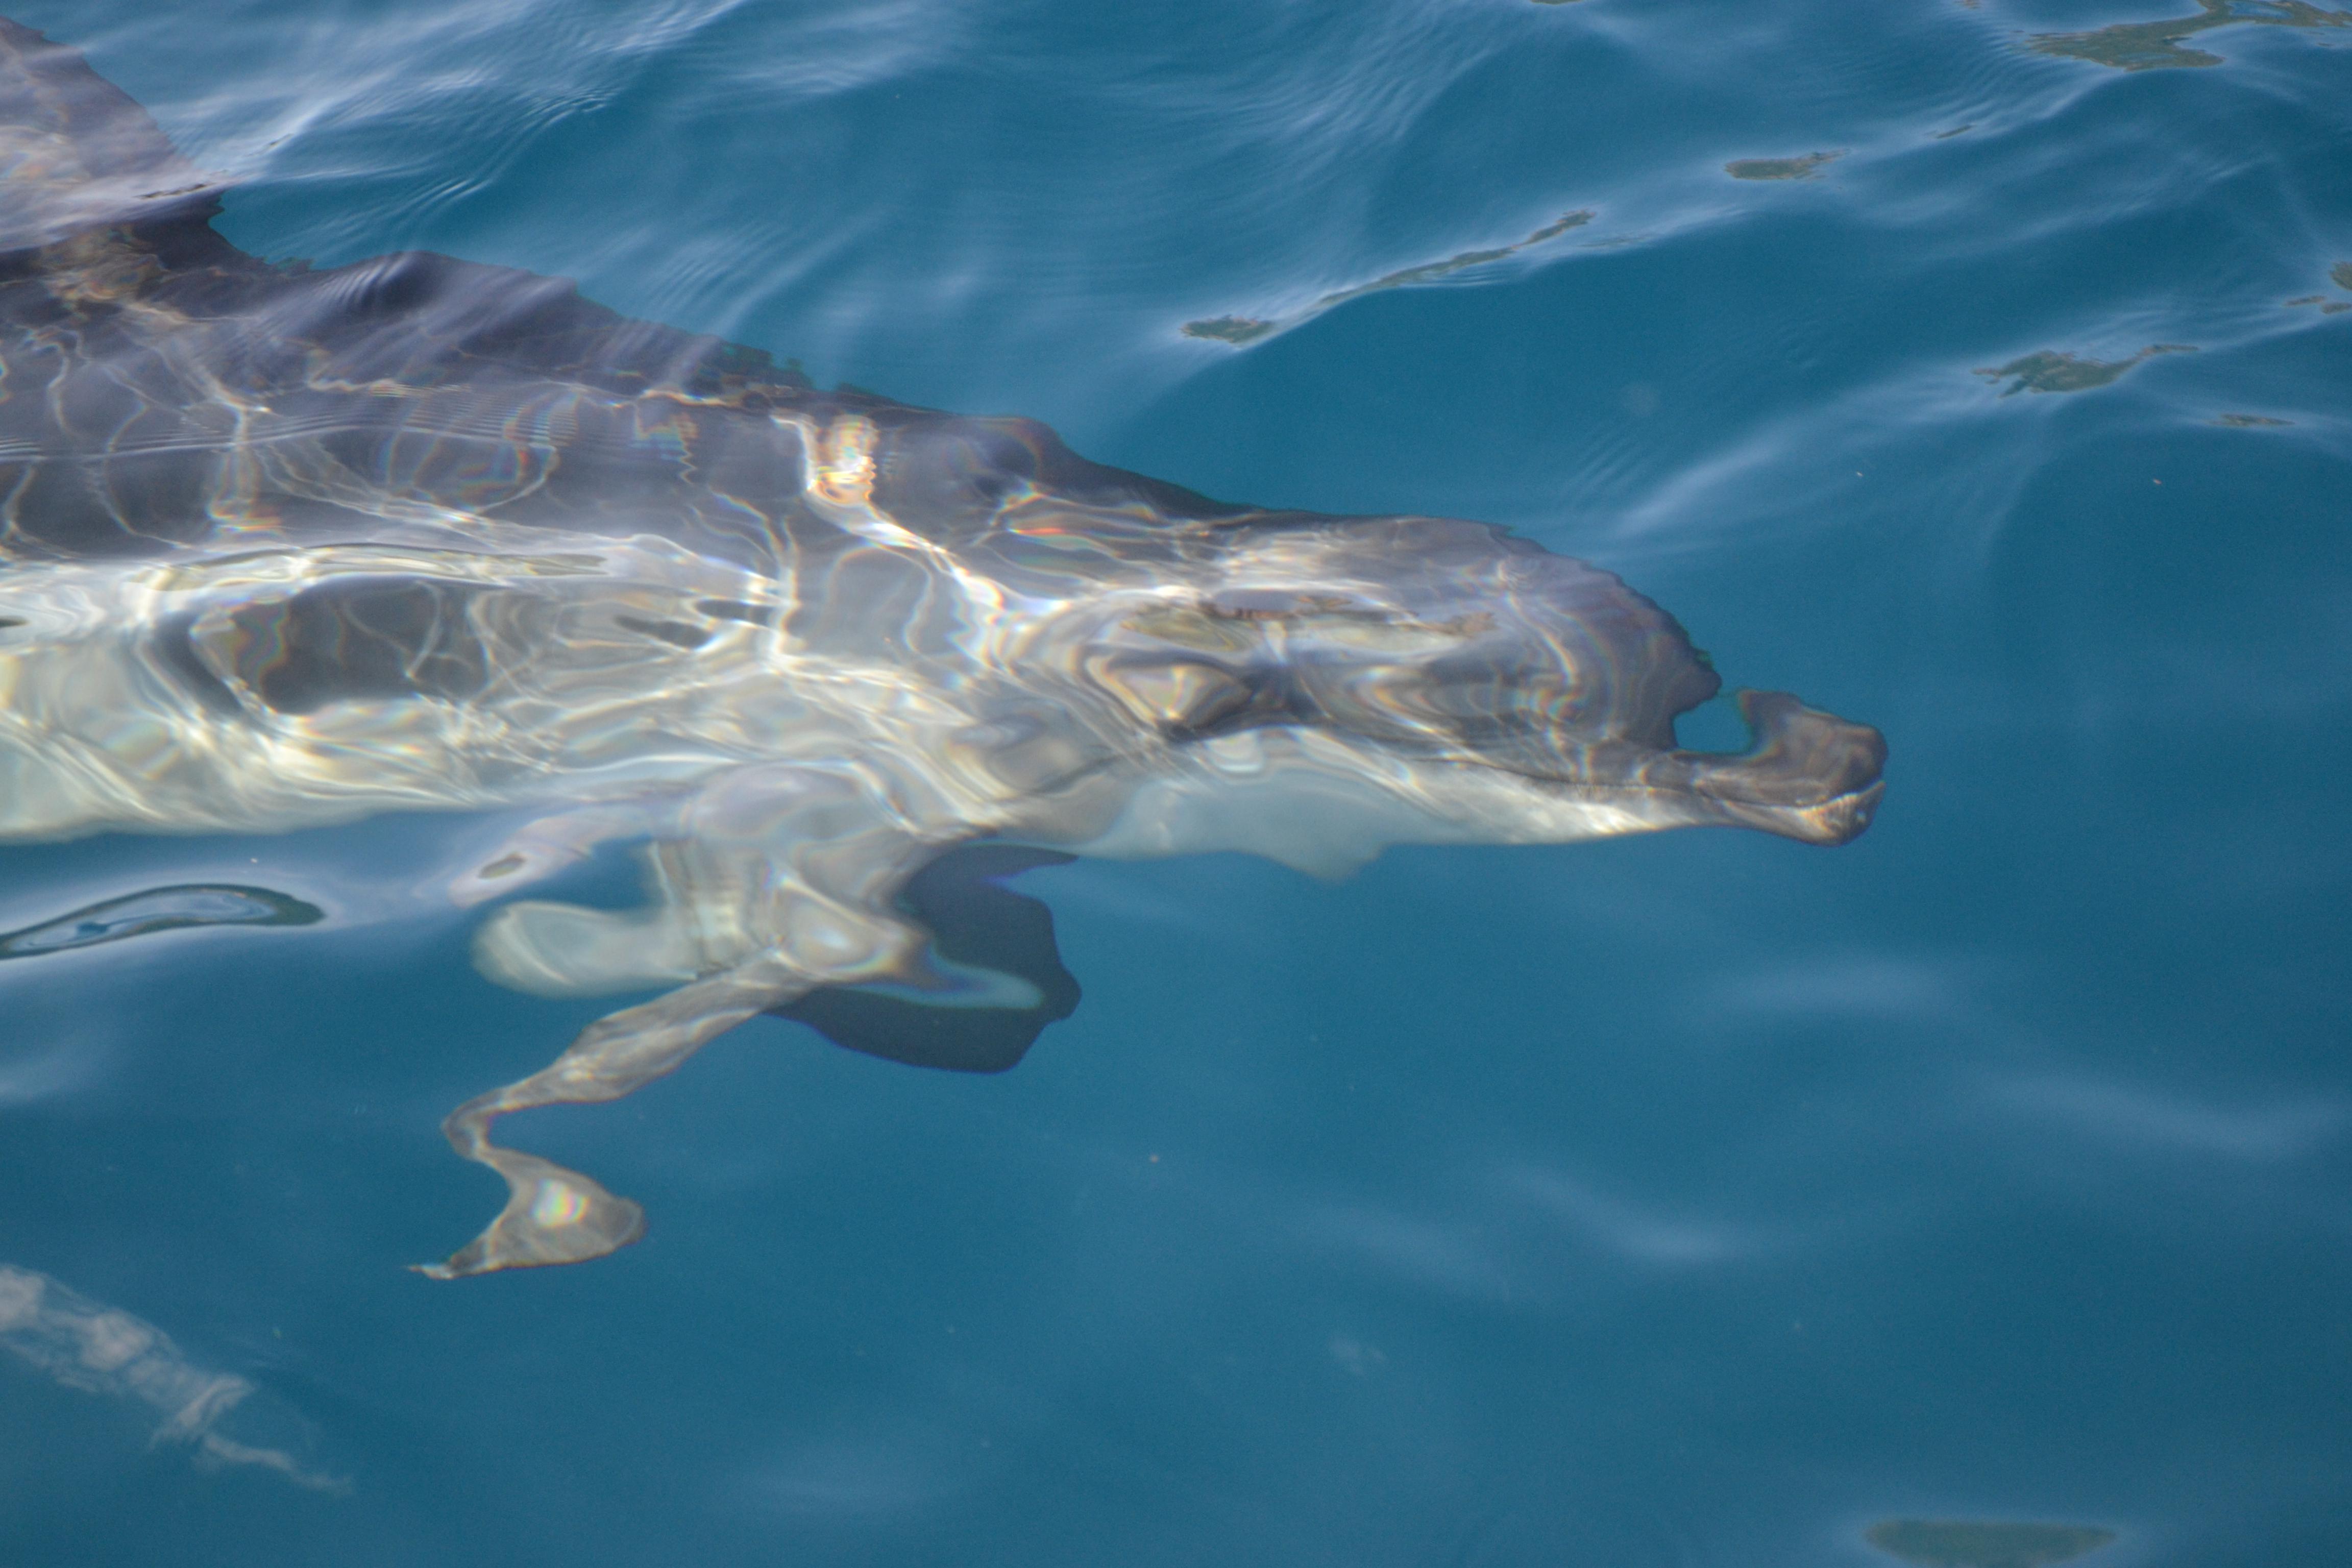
[1,1,2347,1564]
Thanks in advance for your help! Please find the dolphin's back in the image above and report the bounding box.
[0,150,813,566]
[0,19,1236,571]
[0,15,820,561]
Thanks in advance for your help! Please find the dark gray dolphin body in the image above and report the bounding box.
[0,19,1885,1277]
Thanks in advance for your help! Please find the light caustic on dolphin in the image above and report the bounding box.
[0,18,1886,1278]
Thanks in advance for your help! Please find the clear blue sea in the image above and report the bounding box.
[3,1,2349,1563]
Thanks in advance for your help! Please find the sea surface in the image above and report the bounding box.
[3,1,2349,1564]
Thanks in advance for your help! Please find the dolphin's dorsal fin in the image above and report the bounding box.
[0,18,223,253]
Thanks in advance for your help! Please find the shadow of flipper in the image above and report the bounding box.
[415,954,816,1279]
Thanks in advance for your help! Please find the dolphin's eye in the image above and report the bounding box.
[1283,614,1482,656]
[1120,604,1257,654]
[1205,589,1326,619]
[1088,656,1254,732]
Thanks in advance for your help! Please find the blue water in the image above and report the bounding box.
[4,1,2349,1563]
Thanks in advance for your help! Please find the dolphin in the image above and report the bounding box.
[0,19,1885,1278]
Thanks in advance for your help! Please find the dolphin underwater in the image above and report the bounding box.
[0,19,1885,1279]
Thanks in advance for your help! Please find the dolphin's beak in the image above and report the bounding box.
[1668,689,1887,846]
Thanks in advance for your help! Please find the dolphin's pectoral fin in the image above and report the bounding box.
[775,843,1081,1074]
[1673,689,1888,846]
[420,912,914,1277]
[435,830,1080,1270]
[414,1146,645,1280]
[448,798,688,909]
[415,957,805,1278]
[427,765,938,1278]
